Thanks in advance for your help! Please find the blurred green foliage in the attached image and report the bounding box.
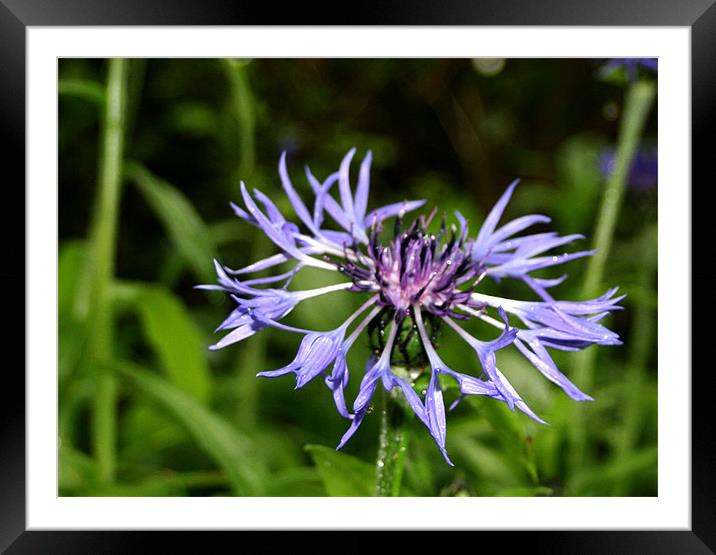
[59,58,657,497]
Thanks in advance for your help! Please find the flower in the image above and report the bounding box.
[599,146,658,191]
[600,58,658,81]
[201,149,623,464]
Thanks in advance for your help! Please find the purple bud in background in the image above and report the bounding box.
[599,147,658,191]
[600,58,658,81]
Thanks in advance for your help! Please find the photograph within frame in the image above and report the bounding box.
[56,56,658,501]
[26,26,690,531]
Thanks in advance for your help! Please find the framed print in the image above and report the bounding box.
[2,1,714,552]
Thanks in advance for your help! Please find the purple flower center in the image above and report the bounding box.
[338,214,480,321]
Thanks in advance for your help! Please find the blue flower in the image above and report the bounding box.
[201,149,623,464]
[600,58,658,81]
[599,146,658,191]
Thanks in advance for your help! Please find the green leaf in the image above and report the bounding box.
[452,436,521,489]
[59,444,100,493]
[402,436,435,496]
[74,477,186,497]
[264,468,326,497]
[58,241,90,383]
[555,133,606,235]
[59,241,88,317]
[58,78,106,106]
[118,361,265,496]
[131,285,212,403]
[494,486,554,497]
[125,161,217,283]
[475,399,539,484]
[568,445,658,495]
[119,403,188,464]
[305,444,375,497]
[210,219,250,246]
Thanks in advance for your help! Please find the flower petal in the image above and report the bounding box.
[337,148,357,224]
[279,151,322,235]
[472,179,519,260]
[354,150,372,224]
[365,199,427,226]
[425,370,453,465]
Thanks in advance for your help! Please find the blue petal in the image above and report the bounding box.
[240,182,295,251]
[306,168,352,232]
[257,327,346,388]
[209,321,263,350]
[513,336,593,401]
[354,150,372,224]
[386,374,427,426]
[337,148,357,224]
[337,362,382,450]
[325,353,351,419]
[229,201,253,224]
[365,199,426,226]
[472,179,520,260]
[252,188,287,225]
[444,313,519,410]
[488,214,551,247]
[490,249,593,278]
[425,370,453,466]
[444,367,545,423]
[279,151,321,235]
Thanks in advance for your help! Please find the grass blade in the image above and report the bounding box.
[305,444,375,497]
[58,78,105,106]
[131,285,212,403]
[85,58,129,483]
[118,361,265,496]
[126,161,217,284]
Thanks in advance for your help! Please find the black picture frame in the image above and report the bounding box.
[2,1,713,552]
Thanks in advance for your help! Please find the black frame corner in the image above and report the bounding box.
[4,0,714,552]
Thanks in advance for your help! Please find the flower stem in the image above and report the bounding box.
[580,80,656,300]
[612,224,657,495]
[375,386,411,497]
[222,57,263,427]
[87,58,129,483]
[223,59,256,178]
[567,79,655,474]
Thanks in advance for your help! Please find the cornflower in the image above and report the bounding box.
[200,149,622,463]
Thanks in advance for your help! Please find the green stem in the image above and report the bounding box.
[223,59,256,178]
[86,58,129,483]
[567,80,655,474]
[581,80,656,300]
[612,225,657,495]
[222,57,263,427]
[375,387,411,497]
